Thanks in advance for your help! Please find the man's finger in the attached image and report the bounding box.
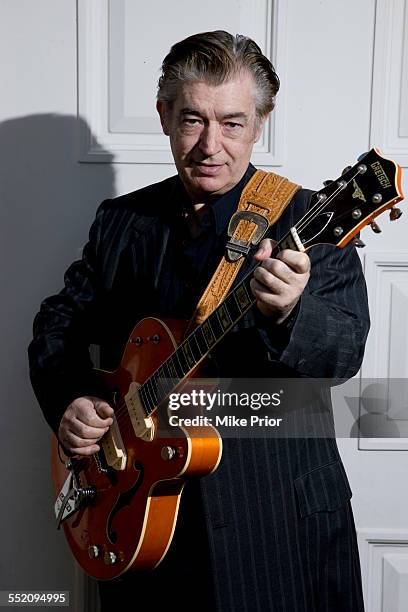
[277,250,311,274]
[71,445,101,458]
[76,400,113,428]
[258,258,295,285]
[254,238,276,261]
[70,419,110,439]
[253,265,287,292]
[92,399,114,419]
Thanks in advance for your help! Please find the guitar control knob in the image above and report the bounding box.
[370,221,382,233]
[148,334,161,344]
[390,207,402,221]
[88,545,100,559]
[161,446,176,461]
[104,551,117,565]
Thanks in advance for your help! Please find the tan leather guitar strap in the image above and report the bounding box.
[193,169,301,325]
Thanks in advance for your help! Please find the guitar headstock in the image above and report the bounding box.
[297,148,404,250]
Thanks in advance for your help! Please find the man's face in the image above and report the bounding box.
[157,72,266,202]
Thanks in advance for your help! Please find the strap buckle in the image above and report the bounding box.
[226,210,269,261]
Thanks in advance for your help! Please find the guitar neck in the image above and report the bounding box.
[139,237,289,416]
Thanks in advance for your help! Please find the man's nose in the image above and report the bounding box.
[198,122,222,157]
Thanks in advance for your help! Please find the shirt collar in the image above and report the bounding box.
[174,164,257,236]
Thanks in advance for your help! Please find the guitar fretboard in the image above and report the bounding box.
[138,242,284,416]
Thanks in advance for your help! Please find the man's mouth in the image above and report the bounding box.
[193,162,224,176]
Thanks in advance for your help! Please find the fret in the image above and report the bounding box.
[148,373,162,407]
[202,318,216,347]
[144,378,158,415]
[225,293,241,322]
[189,333,203,362]
[174,357,184,380]
[165,356,179,383]
[174,346,189,376]
[208,310,223,339]
[145,377,158,406]
[142,379,155,411]
[139,384,151,415]
[242,274,256,305]
[155,368,173,403]
[216,302,232,331]
[235,282,252,312]
[155,362,173,404]
[182,340,196,369]
[194,327,208,355]
[160,360,171,380]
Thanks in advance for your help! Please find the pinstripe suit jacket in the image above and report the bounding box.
[29,170,370,611]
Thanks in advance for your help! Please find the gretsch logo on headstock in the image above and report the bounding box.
[352,180,366,202]
[371,161,392,189]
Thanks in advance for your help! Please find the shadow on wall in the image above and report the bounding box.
[0,114,115,302]
[0,114,114,592]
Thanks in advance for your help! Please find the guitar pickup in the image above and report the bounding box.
[101,417,127,471]
[125,382,155,442]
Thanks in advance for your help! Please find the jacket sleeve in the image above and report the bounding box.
[28,201,111,435]
[256,239,370,380]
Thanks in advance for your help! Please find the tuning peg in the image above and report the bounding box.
[353,237,366,248]
[342,165,352,176]
[390,207,402,221]
[323,179,333,187]
[370,221,382,233]
[357,151,369,162]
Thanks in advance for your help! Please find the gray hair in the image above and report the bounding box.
[157,30,280,120]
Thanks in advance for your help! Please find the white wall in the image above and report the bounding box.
[1,1,407,610]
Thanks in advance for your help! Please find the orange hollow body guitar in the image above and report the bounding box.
[51,149,404,580]
[52,317,222,581]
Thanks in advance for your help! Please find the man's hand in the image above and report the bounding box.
[58,396,114,457]
[250,238,311,324]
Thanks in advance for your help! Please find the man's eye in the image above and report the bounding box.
[183,118,201,126]
[225,122,242,129]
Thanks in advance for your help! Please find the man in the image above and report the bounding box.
[29,31,369,611]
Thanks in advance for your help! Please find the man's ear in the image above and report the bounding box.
[156,100,170,135]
